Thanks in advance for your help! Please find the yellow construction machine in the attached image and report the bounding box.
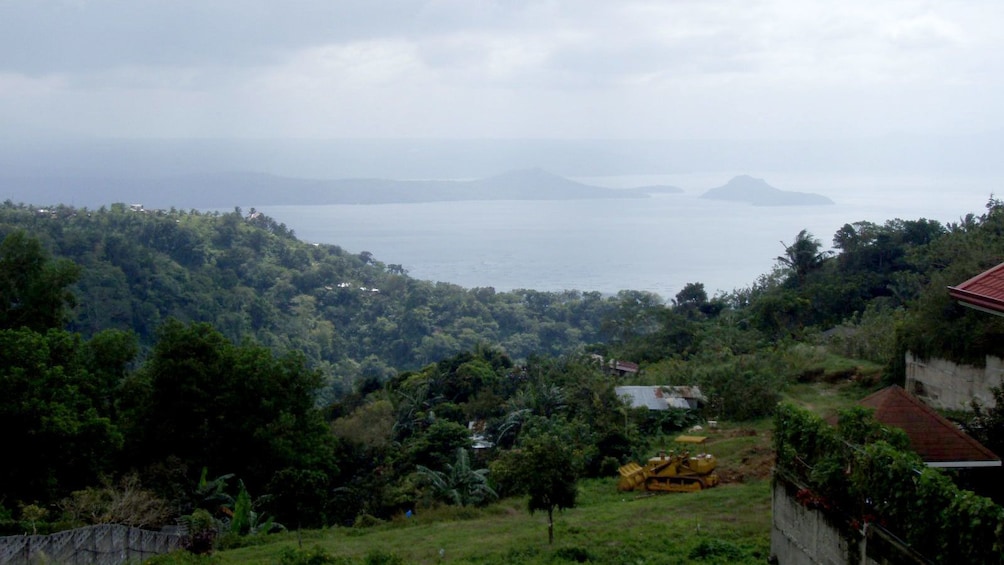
[617,435,720,493]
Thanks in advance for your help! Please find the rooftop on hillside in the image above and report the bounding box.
[832,385,1000,468]
[948,262,1004,316]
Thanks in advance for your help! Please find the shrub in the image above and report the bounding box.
[598,456,621,477]
[688,539,746,561]
[701,365,783,421]
[61,475,172,528]
[181,508,217,555]
[278,546,353,565]
[352,514,385,528]
[363,549,404,565]
[552,545,593,562]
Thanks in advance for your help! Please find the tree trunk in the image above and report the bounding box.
[548,507,554,544]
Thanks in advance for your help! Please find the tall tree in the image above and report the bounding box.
[673,282,707,309]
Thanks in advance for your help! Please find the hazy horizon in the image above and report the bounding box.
[3,135,1004,183]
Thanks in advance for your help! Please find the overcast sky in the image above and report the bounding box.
[2,0,1002,140]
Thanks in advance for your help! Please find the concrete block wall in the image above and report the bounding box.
[772,477,862,565]
[905,352,1004,411]
[771,475,930,565]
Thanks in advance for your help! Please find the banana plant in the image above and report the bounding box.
[221,480,284,536]
[417,447,497,507]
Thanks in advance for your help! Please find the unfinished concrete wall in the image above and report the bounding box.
[771,475,929,565]
[772,477,861,565]
[905,352,1004,411]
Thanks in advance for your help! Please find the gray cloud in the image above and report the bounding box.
[0,1,551,73]
[1,0,1002,140]
[1,2,423,72]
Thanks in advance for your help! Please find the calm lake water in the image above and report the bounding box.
[257,172,1004,299]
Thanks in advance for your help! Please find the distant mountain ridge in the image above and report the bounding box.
[2,168,677,209]
[700,175,834,206]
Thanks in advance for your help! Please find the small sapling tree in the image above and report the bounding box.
[516,431,580,544]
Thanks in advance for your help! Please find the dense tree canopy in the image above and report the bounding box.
[0,229,80,331]
[0,231,123,504]
[0,203,627,397]
[120,319,338,500]
[0,327,124,503]
[896,200,1004,364]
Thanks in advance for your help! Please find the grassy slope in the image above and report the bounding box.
[783,379,878,420]
[212,426,778,564]
[202,382,873,564]
[216,482,771,565]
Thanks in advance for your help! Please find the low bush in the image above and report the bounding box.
[277,546,353,565]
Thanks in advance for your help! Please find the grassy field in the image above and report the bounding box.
[211,479,771,564]
[154,381,874,564]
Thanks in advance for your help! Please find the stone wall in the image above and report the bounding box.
[905,352,1004,411]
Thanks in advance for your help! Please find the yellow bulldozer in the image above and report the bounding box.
[617,435,720,493]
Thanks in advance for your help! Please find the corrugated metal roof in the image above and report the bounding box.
[612,360,639,372]
[615,386,704,410]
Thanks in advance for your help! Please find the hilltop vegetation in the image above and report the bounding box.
[1,201,633,400]
[5,195,1004,560]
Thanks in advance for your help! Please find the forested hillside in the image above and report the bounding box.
[0,201,636,400]
[6,196,1004,555]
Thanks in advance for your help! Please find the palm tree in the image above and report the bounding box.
[778,229,831,283]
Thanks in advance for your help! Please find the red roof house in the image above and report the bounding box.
[948,262,1004,316]
[839,385,1000,468]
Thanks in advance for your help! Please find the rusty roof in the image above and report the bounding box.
[615,386,704,410]
[948,262,1004,315]
[851,385,1000,468]
[612,360,639,372]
